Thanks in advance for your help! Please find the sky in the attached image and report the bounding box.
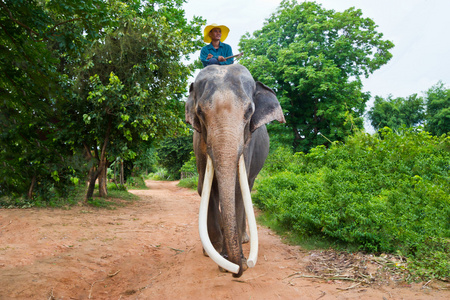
[182,0,450,129]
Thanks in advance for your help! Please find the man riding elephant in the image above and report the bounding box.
[200,23,234,67]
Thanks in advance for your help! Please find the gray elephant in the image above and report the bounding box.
[185,64,285,277]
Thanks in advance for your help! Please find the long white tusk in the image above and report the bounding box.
[198,155,240,274]
[239,154,258,268]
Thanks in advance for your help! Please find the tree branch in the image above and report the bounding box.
[0,2,39,39]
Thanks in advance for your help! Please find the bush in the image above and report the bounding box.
[177,175,198,190]
[255,128,450,280]
[148,168,171,180]
[125,176,147,189]
[176,151,198,190]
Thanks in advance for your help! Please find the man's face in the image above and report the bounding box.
[209,28,222,41]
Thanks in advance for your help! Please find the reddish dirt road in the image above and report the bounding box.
[1,180,449,299]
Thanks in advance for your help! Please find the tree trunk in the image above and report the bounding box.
[120,160,124,185]
[98,117,112,197]
[27,175,36,199]
[114,161,117,183]
[98,159,108,197]
[86,166,99,199]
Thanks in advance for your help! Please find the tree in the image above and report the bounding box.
[239,0,394,152]
[0,0,109,200]
[157,135,193,179]
[367,94,425,131]
[67,1,204,199]
[424,81,450,136]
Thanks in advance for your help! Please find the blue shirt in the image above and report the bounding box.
[200,42,234,67]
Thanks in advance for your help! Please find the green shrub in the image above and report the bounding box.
[177,175,198,190]
[177,151,198,190]
[148,168,171,180]
[0,182,85,208]
[125,176,147,189]
[255,128,450,280]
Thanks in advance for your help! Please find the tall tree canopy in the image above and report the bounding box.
[1,0,204,201]
[425,81,450,136]
[1,0,109,200]
[239,0,394,152]
[367,94,425,132]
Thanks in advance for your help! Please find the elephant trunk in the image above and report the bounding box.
[214,152,244,278]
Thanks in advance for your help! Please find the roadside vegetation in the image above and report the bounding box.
[254,128,450,281]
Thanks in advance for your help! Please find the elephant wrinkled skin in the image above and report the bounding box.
[185,64,285,277]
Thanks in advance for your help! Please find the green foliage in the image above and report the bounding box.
[0,0,205,202]
[177,175,199,190]
[239,0,394,152]
[87,189,138,208]
[177,151,198,189]
[148,167,171,181]
[108,183,128,191]
[1,182,86,208]
[157,136,193,179]
[425,81,450,136]
[368,94,425,131]
[180,151,197,173]
[125,176,147,190]
[72,1,204,197]
[133,145,158,174]
[255,129,450,280]
[0,0,105,201]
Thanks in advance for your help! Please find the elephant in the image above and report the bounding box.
[185,64,285,277]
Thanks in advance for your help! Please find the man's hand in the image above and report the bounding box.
[218,56,226,62]
[207,54,213,59]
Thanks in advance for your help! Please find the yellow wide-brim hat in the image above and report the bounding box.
[203,23,230,43]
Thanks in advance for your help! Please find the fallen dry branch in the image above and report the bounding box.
[108,270,121,277]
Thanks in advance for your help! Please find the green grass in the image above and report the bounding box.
[87,189,138,209]
[125,176,148,190]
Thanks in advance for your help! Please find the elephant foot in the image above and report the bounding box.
[218,255,248,273]
[242,232,249,244]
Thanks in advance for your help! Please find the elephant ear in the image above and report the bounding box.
[185,83,202,132]
[250,81,286,132]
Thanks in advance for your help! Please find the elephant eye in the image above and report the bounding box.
[244,105,254,120]
[197,106,204,120]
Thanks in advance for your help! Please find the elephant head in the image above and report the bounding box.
[185,64,285,277]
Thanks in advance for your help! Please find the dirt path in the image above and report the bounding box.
[0,180,449,299]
